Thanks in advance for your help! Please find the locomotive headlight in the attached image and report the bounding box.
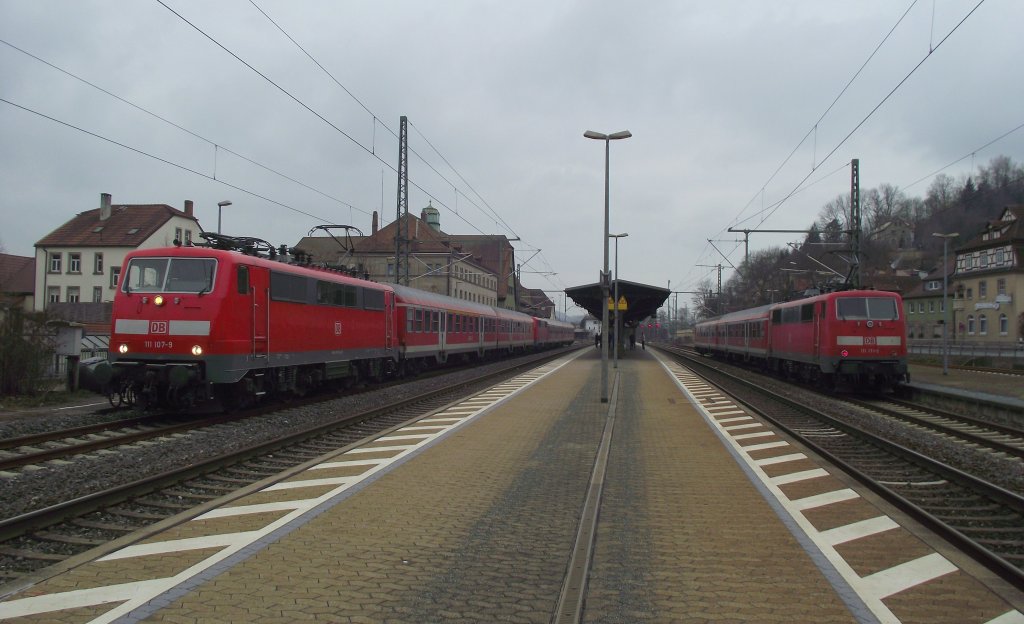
[118,344,129,354]
[191,345,203,356]
[154,295,165,306]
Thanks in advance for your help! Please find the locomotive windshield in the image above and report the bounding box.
[835,296,899,321]
[122,257,217,294]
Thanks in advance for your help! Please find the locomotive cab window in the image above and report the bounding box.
[836,297,899,321]
[123,257,217,294]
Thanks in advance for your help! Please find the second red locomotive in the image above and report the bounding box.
[694,289,908,390]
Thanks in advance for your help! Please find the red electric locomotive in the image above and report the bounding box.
[99,245,397,409]
[694,289,908,390]
[88,237,574,410]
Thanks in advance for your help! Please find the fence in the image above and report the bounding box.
[908,338,1024,366]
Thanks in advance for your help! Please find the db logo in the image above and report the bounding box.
[863,336,876,345]
[334,321,343,335]
[149,321,168,334]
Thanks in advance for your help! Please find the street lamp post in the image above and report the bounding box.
[584,129,631,403]
[610,233,628,369]
[932,232,958,375]
[217,200,232,234]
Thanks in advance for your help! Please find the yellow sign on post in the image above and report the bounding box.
[607,296,628,311]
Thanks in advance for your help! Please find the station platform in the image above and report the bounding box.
[1,348,1022,623]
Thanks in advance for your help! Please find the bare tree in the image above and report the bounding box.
[817,194,850,232]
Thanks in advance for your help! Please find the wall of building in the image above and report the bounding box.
[33,216,199,311]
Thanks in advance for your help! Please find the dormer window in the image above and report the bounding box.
[127,228,140,234]
[93,226,104,233]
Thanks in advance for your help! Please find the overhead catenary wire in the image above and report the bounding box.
[680,0,987,298]
[729,0,921,232]
[901,120,1024,191]
[239,1,559,288]
[0,37,368,217]
[0,97,333,224]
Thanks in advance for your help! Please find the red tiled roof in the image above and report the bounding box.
[35,204,198,248]
[0,253,35,294]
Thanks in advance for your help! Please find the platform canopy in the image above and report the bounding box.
[565,279,671,327]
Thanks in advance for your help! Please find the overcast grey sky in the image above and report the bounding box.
[2,1,1022,311]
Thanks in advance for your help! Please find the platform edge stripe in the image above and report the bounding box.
[98,531,265,561]
[790,488,860,511]
[724,423,765,431]
[753,453,807,466]
[196,500,313,519]
[819,516,900,547]
[732,431,775,440]
[264,476,355,490]
[718,416,754,424]
[984,610,1024,624]
[856,552,958,599]
[0,578,167,619]
[313,459,387,470]
[770,468,829,486]
[347,445,417,454]
[743,441,790,452]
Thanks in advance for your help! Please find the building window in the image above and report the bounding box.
[387,263,394,276]
[66,286,80,303]
[967,315,975,335]
[49,252,62,273]
[110,266,120,288]
[93,286,103,302]
[185,230,193,245]
[175,227,183,243]
[979,314,987,336]
[68,252,82,274]
[966,288,973,300]
[979,281,987,299]
[47,286,60,303]
[1000,314,1009,335]
[928,301,934,313]
[94,253,104,274]
[997,278,1006,296]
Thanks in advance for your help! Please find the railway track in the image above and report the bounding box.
[0,347,580,589]
[658,346,1024,590]
[841,397,1024,461]
[0,412,241,472]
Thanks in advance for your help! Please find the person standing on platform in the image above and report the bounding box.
[641,331,646,350]
[595,332,601,349]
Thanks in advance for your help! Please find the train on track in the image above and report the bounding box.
[84,235,575,410]
[693,289,908,391]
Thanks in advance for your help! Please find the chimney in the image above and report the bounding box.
[184,200,194,218]
[100,193,112,221]
[372,210,379,234]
